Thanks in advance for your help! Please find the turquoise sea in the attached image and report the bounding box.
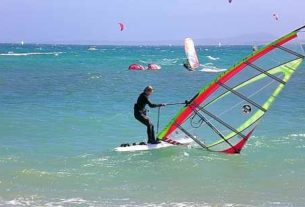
[0,44,305,206]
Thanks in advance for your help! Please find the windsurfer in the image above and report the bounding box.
[134,86,166,144]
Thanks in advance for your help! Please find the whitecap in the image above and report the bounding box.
[6,200,23,205]
[89,75,102,79]
[21,169,71,178]
[201,62,213,66]
[0,52,63,56]
[78,153,93,158]
[44,197,93,206]
[206,55,220,60]
[254,140,264,147]
[139,60,148,64]
[60,198,87,204]
[200,67,227,73]
[289,133,305,137]
[88,47,98,51]
[160,58,180,65]
[5,197,35,206]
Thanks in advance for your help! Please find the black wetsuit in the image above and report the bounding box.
[134,92,161,144]
[183,63,192,70]
[183,59,192,70]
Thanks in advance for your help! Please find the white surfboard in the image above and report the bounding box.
[114,138,193,152]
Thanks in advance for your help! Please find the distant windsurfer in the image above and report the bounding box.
[134,86,166,144]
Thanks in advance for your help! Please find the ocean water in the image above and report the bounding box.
[0,44,305,206]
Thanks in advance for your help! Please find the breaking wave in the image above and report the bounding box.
[200,63,227,73]
[288,133,305,137]
[0,52,63,56]
[206,55,220,60]
[88,47,98,51]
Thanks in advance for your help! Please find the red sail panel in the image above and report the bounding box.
[221,128,255,154]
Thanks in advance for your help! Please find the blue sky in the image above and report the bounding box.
[0,0,304,44]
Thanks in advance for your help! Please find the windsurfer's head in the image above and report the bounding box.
[144,85,154,96]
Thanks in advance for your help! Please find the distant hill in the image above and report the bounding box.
[194,33,277,46]
[68,33,276,46]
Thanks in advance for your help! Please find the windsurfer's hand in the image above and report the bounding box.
[160,103,167,107]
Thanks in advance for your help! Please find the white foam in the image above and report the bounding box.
[289,133,305,137]
[139,60,148,64]
[201,62,213,66]
[6,200,23,205]
[21,169,71,178]
[200,68,227,73]
[200,63,227,73]
[88,47,98,51]
[206,55,220,60]
[4,197,35,206]
[78,153,93,158]
[60,198,87,204]
[44,197,93,206]
[89,75,102,79]
[254,140,264,147]
[0,198,255,207]
[0,52,63,56]
[160,58,180,65]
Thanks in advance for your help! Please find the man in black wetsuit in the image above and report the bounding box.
[134,86,166,144]
[183,59,192,70]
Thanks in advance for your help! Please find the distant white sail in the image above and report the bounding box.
[184,38,200,71]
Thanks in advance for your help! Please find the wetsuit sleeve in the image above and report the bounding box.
[146,96,161,108]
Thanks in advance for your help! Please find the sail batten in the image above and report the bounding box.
[217,82,267,112]
[198,107,246,140]
[174,122,208,149]
[245,61,286,84]
[275,45,305,58]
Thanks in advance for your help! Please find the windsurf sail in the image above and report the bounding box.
[184,38,200,70]
[158,25,305,153]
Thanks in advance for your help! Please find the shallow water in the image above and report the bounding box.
[0,44,305,206]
